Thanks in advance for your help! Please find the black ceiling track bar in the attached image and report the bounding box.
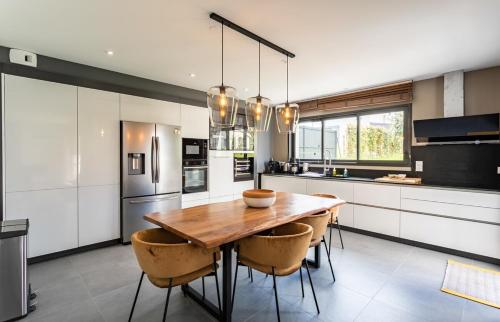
[209,12,296,58]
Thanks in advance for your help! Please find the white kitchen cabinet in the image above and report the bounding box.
[401,198,500,224]
[306,179,354,202]
[338,203,354,227]
[261,175,307,194]
[78,87,120,186]
[180,104,209,139]
[401,186,500,209]
[78,185,119,246]
[209,151,234,199]
[400,211,500,259]
[233,180,255,200]
[119,94,181,125]
[6,189,78,257]
[353,183,401,209]
[182,198,210,209]
[182,192,209,209]
[353,205,400,237]
[4,75,77,192]
[209,195,235,204]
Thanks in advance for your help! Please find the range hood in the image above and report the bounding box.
[414,113,499,144]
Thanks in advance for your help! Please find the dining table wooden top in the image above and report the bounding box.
[144,192,345,248]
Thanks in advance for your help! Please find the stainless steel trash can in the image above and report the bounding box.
[0,219,29,322]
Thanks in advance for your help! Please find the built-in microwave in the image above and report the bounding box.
[182,138,208,161]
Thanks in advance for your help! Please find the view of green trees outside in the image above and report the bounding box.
[359,111,404,160]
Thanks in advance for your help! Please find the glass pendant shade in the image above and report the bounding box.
[207,85,239,128]
[275,102,299,133]
[245,95,272,131]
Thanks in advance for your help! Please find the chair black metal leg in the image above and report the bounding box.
[299,266,304,298]
[271,267,280,322]
[329,220,333,254]
[336,219,344,249]
[304,260,320,314]
[249,268,253,282]
[231,253,240,313]
[202,276,206,299]
[128,271,144,322]
[213,253,222,314]
[162,278,173,322]
[322,236,336,282]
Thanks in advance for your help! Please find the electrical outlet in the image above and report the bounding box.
[415,161,423,172]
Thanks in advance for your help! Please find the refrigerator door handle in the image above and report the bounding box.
[155,136,160,183]
[151,136,156,183]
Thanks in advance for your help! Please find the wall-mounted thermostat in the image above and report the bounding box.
[9,49,37,67]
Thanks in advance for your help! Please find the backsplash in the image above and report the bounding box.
[410,144,499,190]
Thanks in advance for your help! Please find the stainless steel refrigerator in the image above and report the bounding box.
[120,121,182,243]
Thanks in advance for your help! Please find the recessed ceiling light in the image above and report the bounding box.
[189,73,196,78]
[106,50,114,56]
[244,88,249,92]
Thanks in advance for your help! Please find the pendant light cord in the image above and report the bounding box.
[221,22,224,86]
[258,42,261,96]
[286,55,289,103]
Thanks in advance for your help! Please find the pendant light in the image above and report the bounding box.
[245,42,272,132]
[207,22,239,128]
[275,56,299,133]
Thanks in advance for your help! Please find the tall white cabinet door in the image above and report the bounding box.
[180,105,209,139]
[119,94,181,125]
[78,185,119,246]
[6,189,78,257]
[78,87,120,186]
[4,75,77,192]
[209,151,234,198]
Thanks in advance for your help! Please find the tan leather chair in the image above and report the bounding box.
[233,223,319,321]
[313,193,344,251]
[295,210,336,282]
[129,228,221,322]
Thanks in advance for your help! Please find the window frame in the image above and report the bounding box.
[291,105,412,166]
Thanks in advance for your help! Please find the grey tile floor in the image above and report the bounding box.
[25,231,500,322]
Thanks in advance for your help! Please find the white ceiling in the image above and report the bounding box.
[1,0,500,103]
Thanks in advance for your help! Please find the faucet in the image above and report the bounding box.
[323,150,332,175]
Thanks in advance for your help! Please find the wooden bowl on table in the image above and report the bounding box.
[242,189,276,208]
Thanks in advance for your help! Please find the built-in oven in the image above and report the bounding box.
[182,160,208,194]
[234,152,254,182]
[182,138,208,194]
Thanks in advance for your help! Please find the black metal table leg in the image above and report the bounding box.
[180,243,233,322]
[306,244,321,268]
[221,243,233,322]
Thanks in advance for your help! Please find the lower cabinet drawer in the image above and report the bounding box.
[400,212,500,259]
[338,203,354,227]
[353,205,400,237]
[182,198,209,209]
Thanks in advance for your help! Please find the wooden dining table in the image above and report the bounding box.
[144,192,345,322]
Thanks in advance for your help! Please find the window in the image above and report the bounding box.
[295,121,322,159]
[323,116,357,161]
[359,111,404,161]
[293,106,409,164]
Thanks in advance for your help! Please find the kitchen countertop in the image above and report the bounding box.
[260,172,500,194]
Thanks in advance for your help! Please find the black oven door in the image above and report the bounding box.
[183,138,207,160]
[182,165,208,194]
